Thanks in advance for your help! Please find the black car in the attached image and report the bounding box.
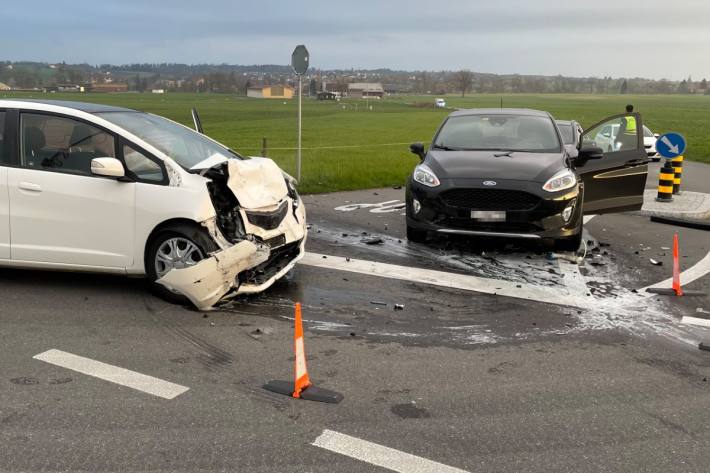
[405,108,648,251]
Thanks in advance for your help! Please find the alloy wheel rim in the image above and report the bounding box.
[154,237,205,278]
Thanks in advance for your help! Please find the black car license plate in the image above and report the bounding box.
[471,210,506,221]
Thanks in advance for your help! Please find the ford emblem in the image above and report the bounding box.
[483,180,497,186]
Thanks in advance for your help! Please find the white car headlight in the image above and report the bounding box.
[543,169,577,192]
[413,165,440,187]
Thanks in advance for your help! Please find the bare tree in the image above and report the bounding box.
[455,70,473,97]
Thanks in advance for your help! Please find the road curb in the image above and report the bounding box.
[634,190,710,220]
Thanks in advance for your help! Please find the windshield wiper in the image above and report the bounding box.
[431,144,457,151]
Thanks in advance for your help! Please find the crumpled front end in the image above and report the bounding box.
[157,157,307,310]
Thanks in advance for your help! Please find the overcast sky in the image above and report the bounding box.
[2,0,708,80]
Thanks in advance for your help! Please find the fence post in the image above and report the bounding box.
[261,137,268,157]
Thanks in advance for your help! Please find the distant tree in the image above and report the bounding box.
[620,79,628,94]
[701,78,708,90]
[455,69,473,97]
[676,79,689,94]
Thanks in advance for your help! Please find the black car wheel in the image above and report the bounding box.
[406,225,428,243]
[145,223,218,304]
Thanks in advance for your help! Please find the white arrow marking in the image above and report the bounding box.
[660,135,679,155]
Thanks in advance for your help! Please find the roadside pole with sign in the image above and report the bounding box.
[291,45,309,182]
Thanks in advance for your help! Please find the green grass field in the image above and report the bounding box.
[3,91,709,193]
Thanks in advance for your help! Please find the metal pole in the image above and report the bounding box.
[297,75,302,182]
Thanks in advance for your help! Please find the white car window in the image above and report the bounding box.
[21,113,116,176]
[123,144,165,183]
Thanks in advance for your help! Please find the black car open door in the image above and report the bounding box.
[577,112,648,215]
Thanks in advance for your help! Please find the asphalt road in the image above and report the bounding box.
[2,160,710,472]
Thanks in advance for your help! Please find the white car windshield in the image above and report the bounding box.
[434,114,561,153]
[97,111,238,169]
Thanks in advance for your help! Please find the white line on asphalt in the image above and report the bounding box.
[33,349,189,399]
[641,250,710,293]
[312,429,470,473]
[301,252,581,308]
[680,316,710,328]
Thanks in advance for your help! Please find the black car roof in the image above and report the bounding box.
[9,99,138,114]
[449,108,552,118]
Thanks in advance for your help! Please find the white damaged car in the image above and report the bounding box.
[0,99,306,309]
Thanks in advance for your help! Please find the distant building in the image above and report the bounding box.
[348,82,384,99]
[317,91,337,101]
[90,83,129,93]
[0,82,10,91]
[247,85,294,99]
[56,84,82,92]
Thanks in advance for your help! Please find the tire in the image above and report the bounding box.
[554,231,582,252]
[145,223,219,304]
[406,225,428,243]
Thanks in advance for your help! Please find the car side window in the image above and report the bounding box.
[123,144,166,183]
[21,113,116,176]
[0,111,5,164]
[583,116,638,154]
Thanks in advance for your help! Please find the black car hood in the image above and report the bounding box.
[425,150,566,183]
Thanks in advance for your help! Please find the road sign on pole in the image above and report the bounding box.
[656,132,687,159]
[291,45,309,182]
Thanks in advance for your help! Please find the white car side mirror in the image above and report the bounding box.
[91,157,125,178]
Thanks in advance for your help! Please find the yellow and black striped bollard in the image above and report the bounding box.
[656,159,675,202]
[671,155,683,194]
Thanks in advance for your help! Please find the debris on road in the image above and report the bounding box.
[699,342,710,352]
[394,304,405,310]
[649,258,663,266]
[370,301,387,306]
[363,237,384,245]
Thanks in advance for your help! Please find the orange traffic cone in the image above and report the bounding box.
[672,233,684,296]
[264,303,343,403]
[647,233,704,296]
[293,303,311,398]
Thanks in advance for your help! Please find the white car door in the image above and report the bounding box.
[8,112,135,268]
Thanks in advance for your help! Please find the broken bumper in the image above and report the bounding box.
[157,195,307,310]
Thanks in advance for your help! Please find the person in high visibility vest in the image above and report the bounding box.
[624,104,636,135]
[616,104,637,150]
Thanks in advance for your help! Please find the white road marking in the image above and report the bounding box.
[312,429,470,473]
[33,349,189,399]
[301,252,581,308]
[641,251,710,293]
[680,316,710,328]
[583,214,596,224]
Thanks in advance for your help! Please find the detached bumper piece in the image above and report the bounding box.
[156,240,268,311]
[239,240,302,286]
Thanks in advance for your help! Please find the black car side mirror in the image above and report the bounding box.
[409,142,425,161]
[573,146,604,167]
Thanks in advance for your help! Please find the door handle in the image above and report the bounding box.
[18,182,42,192]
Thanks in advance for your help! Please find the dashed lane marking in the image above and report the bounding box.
[312,429,470,473]
[33,349,189,399]
[301,252,582,308]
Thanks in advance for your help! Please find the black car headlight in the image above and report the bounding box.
[542,169,577,192]
[413,164,440,187]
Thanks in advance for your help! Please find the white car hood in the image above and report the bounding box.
[225,158,288,209]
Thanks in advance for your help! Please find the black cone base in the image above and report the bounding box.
[646,287,706,296]
[263,380,344,404]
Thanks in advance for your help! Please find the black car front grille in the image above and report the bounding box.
[440,188,541,211]
[245,200,289,230]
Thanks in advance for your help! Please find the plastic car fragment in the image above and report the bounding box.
[156,240,269,310]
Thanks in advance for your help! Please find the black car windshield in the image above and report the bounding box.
[434,114,561,153]
[96,111,239,169]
